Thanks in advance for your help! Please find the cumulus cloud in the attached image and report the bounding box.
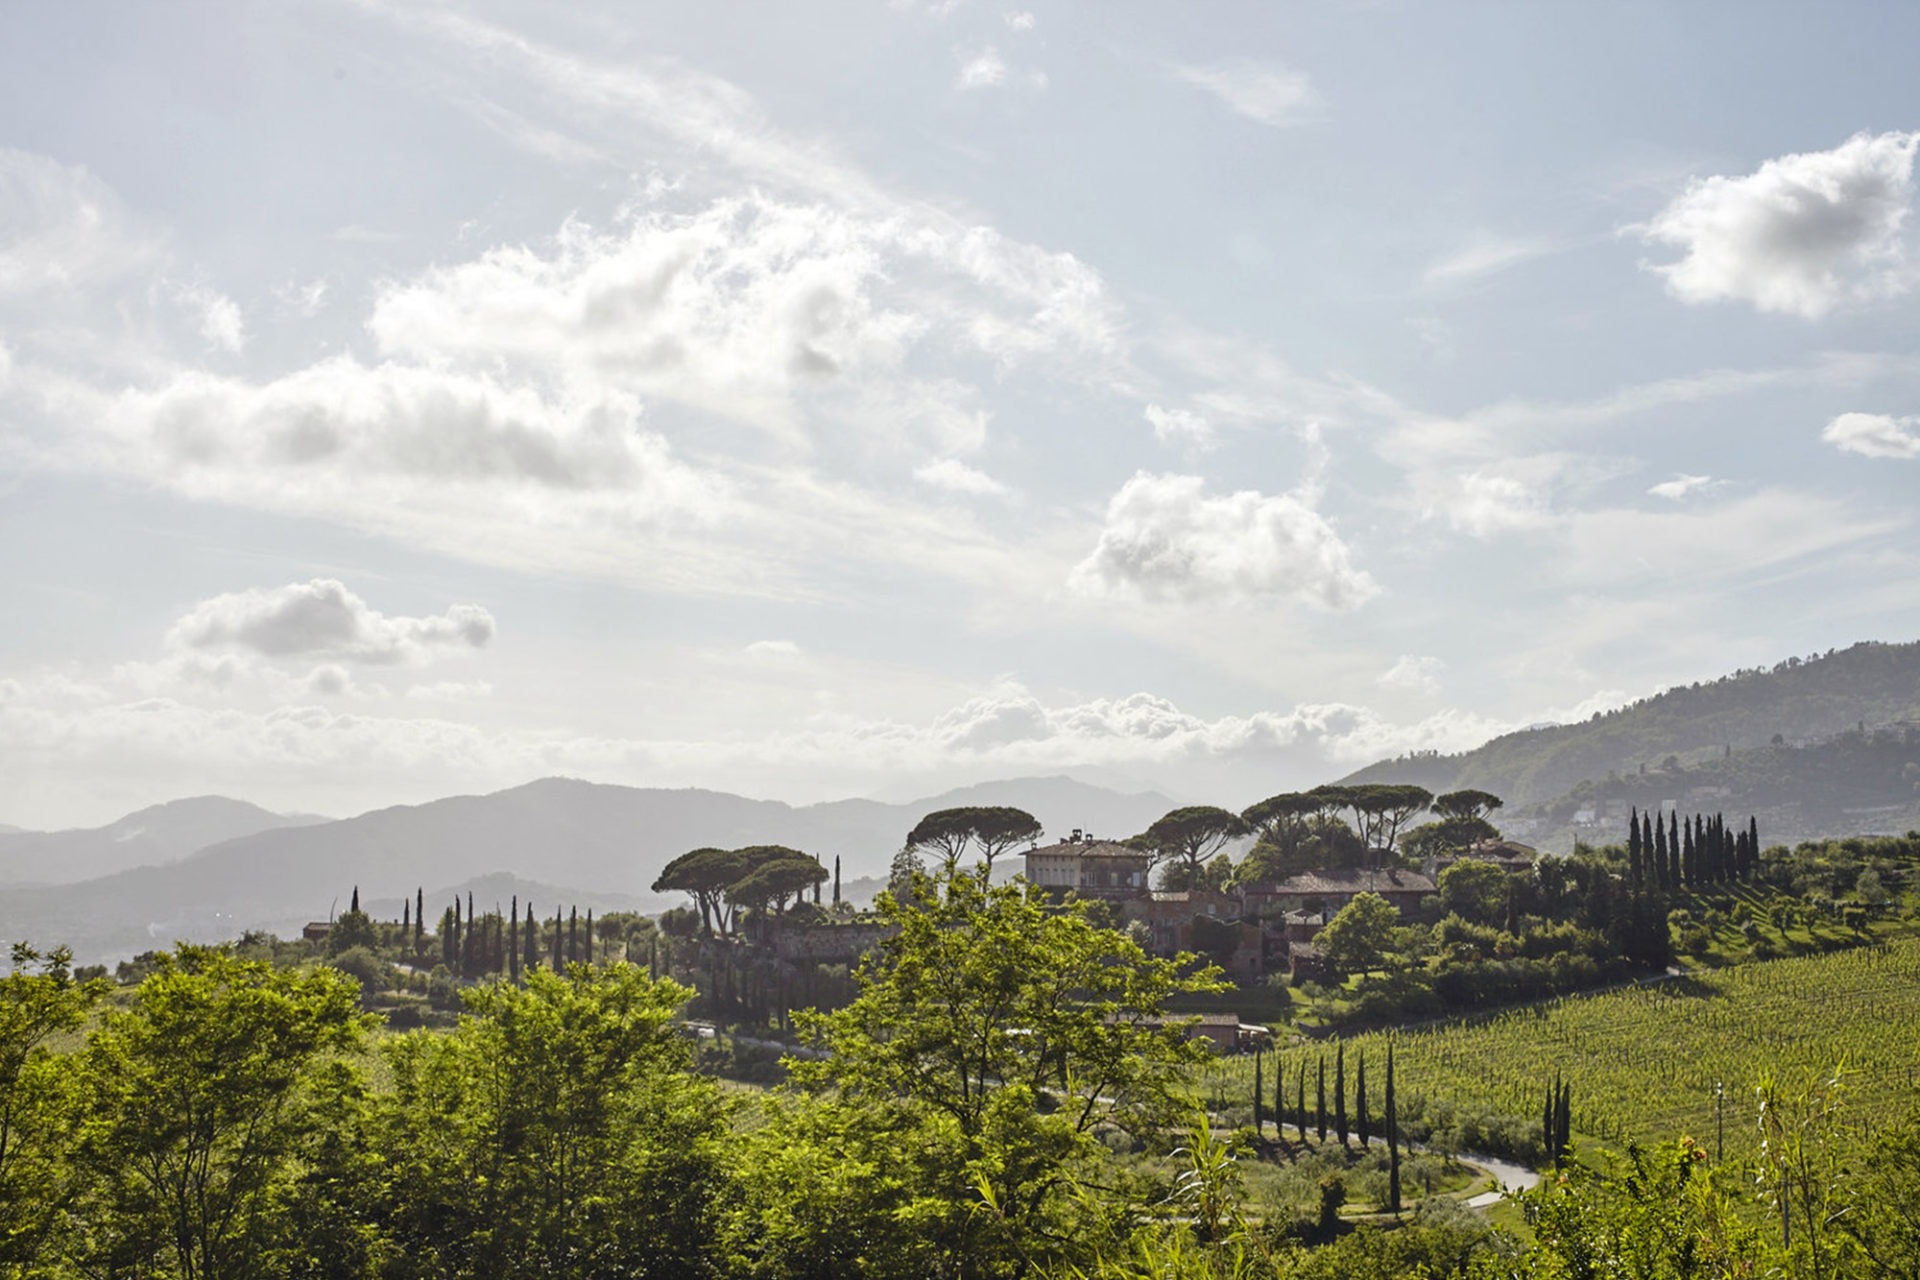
[1144,403,1216,451]
[1174,61,1320,127]
[914,457,1007,496]
[363,196,1117,449]
[1648,473,1714,499]
[1070,472,1377,609]
[1377,655,1444,696]
[1005,11,1035,30]
[1641,131,1919,318]
[1822,411,1920,459]
[956,47,1007,90]
[168,580,495,665]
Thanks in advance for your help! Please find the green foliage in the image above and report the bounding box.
[790,868,1227,1275]
[1438,861,1510,927]
[377,963,731,1279]
[72,946,367,1280]
[1,944,109,1273]
[1315,893,1400,978]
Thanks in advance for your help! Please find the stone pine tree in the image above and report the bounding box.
[1316,1056,1327,1141]
[1386,1041,1401,1214]
[1334,1043,1349,1147]
[1356,1053,1370,1148]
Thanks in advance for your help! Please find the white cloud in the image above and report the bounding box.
[1070,471,1377,610]
[741,639,803,662]
[0,149,158,301]
[914,457,1008,496]
[1418,468,1556,537]
[405,680,494,701]
[1563,489,1906,586]
[1144,403,1216,451]
[1377,655,1444,696]
[956,47,1007,90]
[173,282,246,354]
[1648,473,1714,499]
[1640,131,1919,318]
[1174,61,1320,127]
[1423,236,1552,286]
[1005,11,1035,30]
[1822,411,1920,459]
[168,580,495,665]
[274,277,329,319]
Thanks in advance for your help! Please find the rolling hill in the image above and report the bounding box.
[0,796,330,886]
[0,775,1175,963]
[1342,640,1920,819]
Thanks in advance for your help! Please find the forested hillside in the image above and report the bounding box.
[1343,640,1920,812]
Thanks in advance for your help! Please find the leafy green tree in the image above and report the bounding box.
[326,906,378,956]
[72,946,367,1280]
[1438,860,1511,927]
[791,869,1225,1275]
[1,944,108,1273]
[378,963,731,1280]
[1315,893,1401,979]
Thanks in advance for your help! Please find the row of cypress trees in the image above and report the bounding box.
[1250,1041,1404,1212]
[1627,807,1760,892]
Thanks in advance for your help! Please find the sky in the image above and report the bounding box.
[2,1,1919,830]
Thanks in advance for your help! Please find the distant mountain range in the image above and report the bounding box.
[0,775,1174,964]
[1343,640,1920,848]
[0,797,330,885]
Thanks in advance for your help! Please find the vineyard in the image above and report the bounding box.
[1200,937,1920,1160]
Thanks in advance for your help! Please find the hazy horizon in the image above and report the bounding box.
[5,2,1919,829]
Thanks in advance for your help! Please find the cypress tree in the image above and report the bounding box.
[1335,1043,1349,1147]
[524,901,540,972]
[1316,1057,1327,1141]
[509,898,520,981]
[1356,1053,1370,1148]
[402,899,410,930]
[1668,812,1682,888]
[1628,806,1644,887]
[1253,1052,1265,1135]
[1556,1080,1573,1166]
[1296,1062,1307,1142]
[1386,1042,1401,1214]
[350,885,359,914]
[833,855,842,905]
[585,910,594,964]
[568,907,579,963]
[440,907,455,968]
[415,888,425,946]
[552,908,563,971]
[1543,1073,1556,1162]
[1682,817,1696,887]
[1653,816,1670,891]
[1748,816,1760,879]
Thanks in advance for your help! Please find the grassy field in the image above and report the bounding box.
[1199,935,1920,1163]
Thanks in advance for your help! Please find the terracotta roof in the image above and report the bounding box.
[1264,868,1437,895]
